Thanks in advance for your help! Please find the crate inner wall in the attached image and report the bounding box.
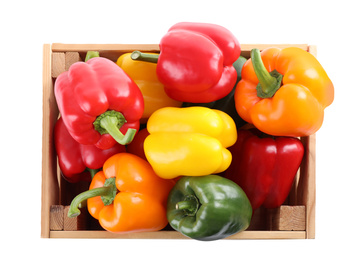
[41,44,316,239]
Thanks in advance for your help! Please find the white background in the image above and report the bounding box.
[1,0,362,259]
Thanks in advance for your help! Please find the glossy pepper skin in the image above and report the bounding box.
[54,117,126,183]
[68,153,175,233]
[235,47,334,137]
[54,52,144,150]
[126,128,149,161]
[223,128,304,209]
[183,56,247,128]
[144,107,237,179]
[167,175,252,241]
[116,53,182,123]
[132,22,240,103]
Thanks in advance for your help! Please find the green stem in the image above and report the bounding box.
[68,178,117,218]
[130,51,159,63]
[100,116,136,145]
[176,195,200,217]
[85,51,100,62]
[251,48,283,98]
[93,110,136,145]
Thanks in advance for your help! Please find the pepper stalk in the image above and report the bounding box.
[251,48,283,98]
[93,110,136,145]
[85,51,101,61]
[176,195,200,217]
[68,178,117,218]
[131,51,159,63]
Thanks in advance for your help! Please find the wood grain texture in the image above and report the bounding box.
[49,230,306,239]
[65,52,81,70]
[63,206,87,231]
[51,52,65,78]
[298,134,316,238]
[41,44,60,238]
[268,206,306,231]
[50,205,64,231]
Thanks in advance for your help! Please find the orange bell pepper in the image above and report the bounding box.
[68,153,175,233]
[234,47,334,137]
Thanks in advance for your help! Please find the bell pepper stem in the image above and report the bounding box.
[130,51,159,63]
[100,116,136,145]
[68,178,116,218]
[176,195,200,217]
[251,48,283,98]
[85,51,100,62]
[94,110,136,145]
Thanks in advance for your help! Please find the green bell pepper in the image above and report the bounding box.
[182,56,247,128]
[167,175,252,241]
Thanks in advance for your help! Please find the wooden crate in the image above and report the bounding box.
[41,43,316,239]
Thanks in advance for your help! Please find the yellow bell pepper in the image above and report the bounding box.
[144,107,237,179]
[116,53,182,123]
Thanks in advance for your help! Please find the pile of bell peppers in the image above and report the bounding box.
[53,22,334,241]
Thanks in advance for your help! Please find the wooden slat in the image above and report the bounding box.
[230,230,306,239]
[240,44,308,51]
[52,43,160,52]
[65,52,81,70]
[51,52,65,78]
[52,44,161,62]
[41,44,60,238]
[305,46,317,239]
[50,205,64,231]
[49,230,306,239]
[297,134,316,238]
[51,43,308,52]
[63,206,87,231]
[268,206,306,231]
[239,44,309,59]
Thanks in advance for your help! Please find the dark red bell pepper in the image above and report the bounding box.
[126,128,150,161]
[131,22,240,103]
[54,117,126,183]
[223,128,304,209]
[54,52,144,150]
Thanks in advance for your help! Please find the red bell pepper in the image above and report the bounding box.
[131,22,240,103]
[126,128,150,161]
[54,52,144,150]
[223,128,304,209]
[54,117,126,183]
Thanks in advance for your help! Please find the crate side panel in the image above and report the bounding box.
[51,43,160,52]
[52,44,160,62]
[49,230,306,239]
[240,44,309,57]
[297,134,316,238]
[41,44,61,238]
